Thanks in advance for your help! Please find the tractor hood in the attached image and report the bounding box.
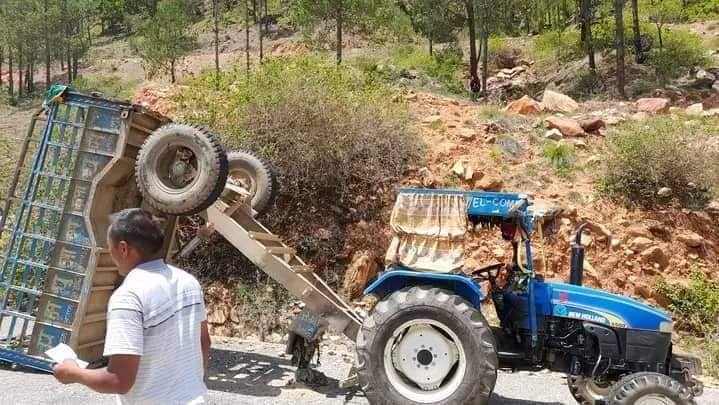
[545,282,672,332]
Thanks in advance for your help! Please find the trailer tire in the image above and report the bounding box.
[356,286,498,405]
[568,376,613,404]
[607,372,696,405]
[226,150,278,216]
[137,123,228,216]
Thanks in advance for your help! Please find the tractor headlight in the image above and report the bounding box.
[659,321,673,333]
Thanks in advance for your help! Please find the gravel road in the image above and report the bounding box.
[1,337,716,404]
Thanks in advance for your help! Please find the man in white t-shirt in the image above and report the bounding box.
[53,208,210,404]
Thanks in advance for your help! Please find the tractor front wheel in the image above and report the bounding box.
[568,375,614,404]
[606,372,696,405]
[356,286,498,404]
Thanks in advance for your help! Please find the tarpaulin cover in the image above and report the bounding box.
[385,192,467,273]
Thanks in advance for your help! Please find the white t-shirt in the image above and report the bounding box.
[103,259,208,405]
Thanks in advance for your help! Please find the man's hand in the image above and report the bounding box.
[53,359,81,384]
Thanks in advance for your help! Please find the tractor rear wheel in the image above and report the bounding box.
[356,286,498,404]
[136,123,228,216]
[568,375,613,404]
[607,372,696,405]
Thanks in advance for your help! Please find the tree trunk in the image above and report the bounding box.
[481,29,489,94]
[0,48,4,87]
[44,0,51,87]
[8,50,14,101]
[615,0,626,99]
[258,0,264,63]
[18,48,24,99]
[66,48,72,83]
[657,25,663,50]
[245,0,250,75]
[72,54,78,82]
[264,0,269,32]
[631,0,642,63]
[336,0,343,64]
[580,0,596,71]
[429,38,433,56]
[466,0,480,93]
[213,0,220,89]
[170,60,176,83]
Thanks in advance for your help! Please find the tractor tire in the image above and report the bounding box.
[226,150,278,216]
[606,372,696,405]
[568,375,613,404]
[356,286,498,405]
[136,123,228,216]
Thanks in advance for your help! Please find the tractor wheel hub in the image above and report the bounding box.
[391,324,459,391]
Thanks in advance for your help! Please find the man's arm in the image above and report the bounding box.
[200,320,210,370]
[53,355,140,394]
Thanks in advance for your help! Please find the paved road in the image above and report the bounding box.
[1,338,717,404]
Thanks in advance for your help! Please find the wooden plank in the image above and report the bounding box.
[77,339,105,350]
[94,266,117,272]
[90,286,115,292]
[266,246,296,256]
[81,312,107,324]
[291,265,313,274]
[248,232,281,242]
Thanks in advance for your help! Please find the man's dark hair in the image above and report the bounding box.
[109,208,164,258]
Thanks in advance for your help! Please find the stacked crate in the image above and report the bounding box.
[0,89,175,370]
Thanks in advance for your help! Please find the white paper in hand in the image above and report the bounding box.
[45,343,89,368]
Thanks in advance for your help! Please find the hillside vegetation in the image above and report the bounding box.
[1,0,719,376]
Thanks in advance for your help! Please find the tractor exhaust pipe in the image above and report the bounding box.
[570,224,589,286]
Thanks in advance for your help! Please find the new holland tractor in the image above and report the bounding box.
[130,122,702,405]
[0,89,703,405]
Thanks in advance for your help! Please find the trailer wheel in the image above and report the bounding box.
[607,372,696,405]
[356,286,498,404]
[568,376,613,404]
[226,150,278,216]
[136,123,228,216]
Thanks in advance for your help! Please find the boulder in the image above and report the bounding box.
[476,177,504,191]
[580,117,606,133]
[544,128,563,141]
[459,128,476,140]
[636,98,670,114]
[713,81,719,93]
[505,95,543,115]
[676,231,704,248]
[418,167,436,187]
[546,117,586,137]
[657,187,672,197]
[541,90,579,113]
[708,200,719,217]
[343,251,379,299]
[626,226,654,240]
[695,69,716,88]
[686,103,704,116]
[630,237,654,251]
[634,283,653,300]
[639,246,669,269]
[451,160,474,181]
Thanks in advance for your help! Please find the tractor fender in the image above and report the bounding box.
[363,267,484,309]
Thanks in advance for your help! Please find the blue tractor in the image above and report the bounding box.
[354,188,703,405]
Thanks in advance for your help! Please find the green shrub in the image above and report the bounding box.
[488,36,523,69]
[391,44,465,94]
[177,56,423,207]
[71,76,140,101]
[543,142,576,177]
[530,29,583,66]
[649,29,708,83]
[683,0,719,21]
[657,272,719,338]
[600,117,719,208]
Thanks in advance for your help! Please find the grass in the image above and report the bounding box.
[600,115,719,208]
[543,142,576,177]
[71,75,140,101]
